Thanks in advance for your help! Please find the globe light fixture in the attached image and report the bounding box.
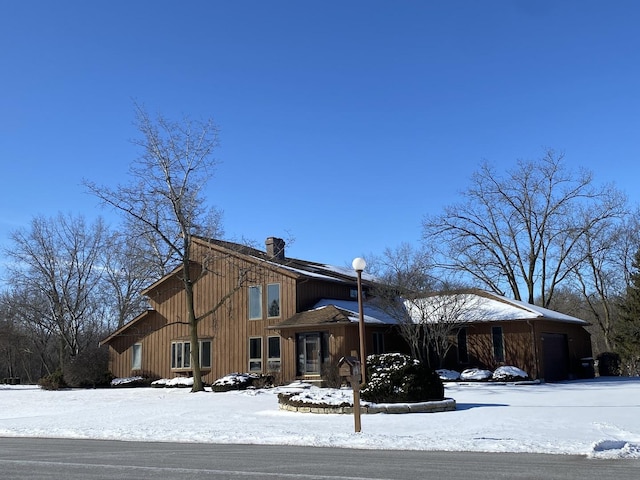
[352,257,366,272]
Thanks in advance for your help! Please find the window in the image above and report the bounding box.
[249,337,262,372]
[171,341,189,369]
[267,283,281,318]
[457,328,469,364]
[200,340,212,368]
[492,326,505,363]
[131,343,142,370]
[372,332,385,354]
[249,286,263,319]
[267,336,281,371]
[171,340,212,370]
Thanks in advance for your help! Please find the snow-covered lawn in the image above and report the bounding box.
[1,377,640,459]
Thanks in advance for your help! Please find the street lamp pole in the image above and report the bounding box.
[352,257,367,385]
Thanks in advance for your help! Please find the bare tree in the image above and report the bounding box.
[568,219,630,351]
[368,244,435,363]
[367,243,436,294]
[85,104,222,392]
[1,289,59,382]
[404,292,476,368]
[369,244,471,367]
[5,214,107,374]
[102,231,157,329]
[423,150,628,307]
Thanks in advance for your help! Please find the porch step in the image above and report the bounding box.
[301,376,324,387]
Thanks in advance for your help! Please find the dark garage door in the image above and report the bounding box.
[542,333,569,382]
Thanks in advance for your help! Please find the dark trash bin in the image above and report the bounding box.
[579,358,595,379]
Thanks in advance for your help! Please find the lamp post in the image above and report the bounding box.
[352,257,367,385]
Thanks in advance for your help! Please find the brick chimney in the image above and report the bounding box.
[266,237,285,261]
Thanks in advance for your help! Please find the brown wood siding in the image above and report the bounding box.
[448,320,592,380]
[296,279,355,311]
[107,242,304,384]
[462,322,536,375]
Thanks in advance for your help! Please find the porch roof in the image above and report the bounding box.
[271,299,398,330]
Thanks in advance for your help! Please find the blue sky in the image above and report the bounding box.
[1,1,639,271]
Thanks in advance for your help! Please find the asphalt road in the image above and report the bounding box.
[1,437,638,480]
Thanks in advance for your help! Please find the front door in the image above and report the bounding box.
[296,332,326,376]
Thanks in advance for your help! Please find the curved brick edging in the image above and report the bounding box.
[278,396,456,414]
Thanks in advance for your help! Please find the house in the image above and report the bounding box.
[413,289,594,381]
[100,238,593,384]
[100,237,401,385]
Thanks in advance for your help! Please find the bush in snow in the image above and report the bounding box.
[492,366,529,382]
[63,344,112,388]
[38,369,67,390]
[151,377,195,388]
[460,368,493,381]
[111,376,155,388]
[436,369,461,381]
[597,352,621,376]
[211,373,274,392]
[361,353,444,403]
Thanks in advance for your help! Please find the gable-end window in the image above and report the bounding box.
[492,326,505,363]
[457,328,469,364]
[249,286,263,320]
[249,337,262,372]
[131,343,142,370]
[267,283,281,318]
[171,340,212,370]
[267,336,281,371]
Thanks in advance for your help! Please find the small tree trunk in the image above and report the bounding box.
[184,274,204,393]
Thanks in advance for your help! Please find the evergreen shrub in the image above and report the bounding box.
[361,353,444,403]
[597,352,621,376]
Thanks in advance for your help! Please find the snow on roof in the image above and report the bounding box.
[405,291,588,325]
[249,256,376,284]
[312,299,398,325]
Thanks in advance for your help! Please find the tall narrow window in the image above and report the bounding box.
[492,326,505,363]
[200,340,212,369]
[131,343,142,370]
[249,286,263,320]
[372,332,385,354]
[249,337,262,372]
[457,328,469,364]
[267,283,281,318]
[267,336,281,371]
[184,342,191,368]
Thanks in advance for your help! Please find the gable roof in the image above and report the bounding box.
[272,298,398,330]
[405,289,588,325]
[99,309,155,346]
[198,237,374,285]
